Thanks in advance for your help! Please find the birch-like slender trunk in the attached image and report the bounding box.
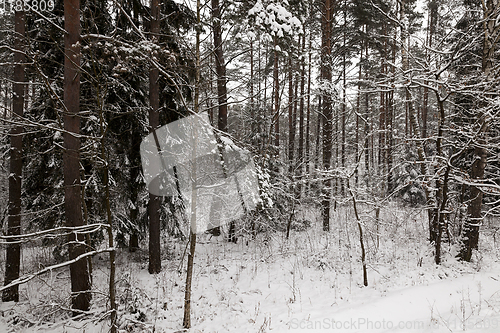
[183,0,201,327]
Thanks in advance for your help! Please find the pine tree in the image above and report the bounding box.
[148,0,162,274]
[458,0,500,261]
[2,7,25,303]
[321,0,333,232]
[63,0,91,313]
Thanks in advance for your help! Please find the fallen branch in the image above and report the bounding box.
[0,248,115,293]
[0,223,110,244]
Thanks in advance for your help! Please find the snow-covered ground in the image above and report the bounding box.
[1,204,499,332]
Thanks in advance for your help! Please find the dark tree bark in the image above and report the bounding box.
[273,37,280,150]
[354,33,363,187]
[364,92,370,178]
[378,87,385,180]
[297,32,306,197]
[459,144,486,261]
[378,24,387,190]
[147,198,161,275]
[305,31,312,194]
[315,96,322,171]
[459,129,487,261]
[3,84,8,119]
[349,180,368,287]
[128,131,142,252]
[97,96,118,333]
[63,0,91,313]
[212,0,227,133]
[386,37,396,194]
[211,0,237,241]
[321,0,333,232]
[288,57,295,172]
[431,92,447,264]
[341,7,347,196]
[2,8,25,303]
[250,38,256,146]
[148,0,162,274]
[183,232,196,328]
[458,0,499,261]
[422,3,434,140]
[184,1,201,326]
[286,54,297,239]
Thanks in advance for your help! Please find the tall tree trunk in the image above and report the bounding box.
[63,0,91,313]
[2,8,25,303]
[305,30,312,194]
[3,83,9,118]
[341,60,346,196]
[459,138,486,261]
[399,0,435,238]
[341,6,347,196]
[273,37,280,151]
[297,32,306,197]
[321,0,333,232]
[288,57,295,172]
[362,27,370,181]
[97,100,117,333]
[286,54,299,238]
[183,231,196,328]
[207,51,215,125]
[423,0,438,141]
[315,96,322,171]
[386,91,393,194]
[128,127,142,252]
[250,38,256,146]
[262,39,267,136]
[386,34,396,194]
[148,0,161,274]
[183,1,201,327]
[433,96,449,264]
[378,54,386,186]
[212,0,227,133]
[211,0,237,241]
[459,0,499,261]
[364,95,370,179]
[355,33,364,187]
[258,36,264,153]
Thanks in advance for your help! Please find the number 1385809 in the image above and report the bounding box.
[0,0,55,13]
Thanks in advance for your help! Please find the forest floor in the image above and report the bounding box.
[1,203,500,332]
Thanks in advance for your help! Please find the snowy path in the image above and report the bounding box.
[280,269,500,332]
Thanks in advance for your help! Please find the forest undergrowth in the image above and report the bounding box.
[1,202,500,332]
